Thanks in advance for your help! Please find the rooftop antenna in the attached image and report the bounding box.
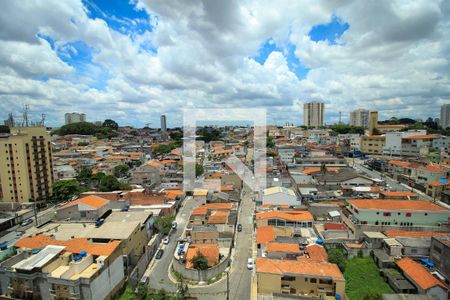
[22,104,30,127]
[338,112,342,125]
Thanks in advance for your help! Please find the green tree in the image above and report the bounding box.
[136,282,148,300]
[328,248,347,272]
[114,164,130,177]
[190,252,209,270]
[52,180,81,202]
[102,119,119,130]
[330,125,365,135]
[266,135,275,148]
[76,167,93,185]
[154,215,175,235]
[99,175,122,192]
[77,141,89,146]
[363,291,382,300]
[195,163,204,177]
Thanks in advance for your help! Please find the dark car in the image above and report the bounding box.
[237,224,242,232]
[155,249,164,259]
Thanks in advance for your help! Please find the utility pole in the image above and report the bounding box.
[226,269,230,300]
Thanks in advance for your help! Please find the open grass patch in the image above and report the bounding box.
[344,257,393,300]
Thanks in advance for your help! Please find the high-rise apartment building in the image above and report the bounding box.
[161,114,167,132]
[350,109,369,127]
[0,127,54,203]
[64,112,86,125]
[440,104,450,129]
[303,102,324,128]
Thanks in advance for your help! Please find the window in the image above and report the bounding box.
[383,212,391,216]
[319,279,332,285]
[405,212,411,217]
[424,213,428,216]
[310,278,317,283]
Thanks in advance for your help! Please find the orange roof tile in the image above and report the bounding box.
[303,167,340,175]
[256,226,276,244]
[348,199,447,211]
[204,203,233,210]
[344,242,364,249]
[428,180,450,187]
[397,257,447,290]
[389,160,413,168]
[15,235,120,257]
[62,195,109,209]
[146,160,162,167]
[418,164,447,173]
[108,155,130,160]
[379,191,417,197]
[159,159,176,164]
[305,244,328,262]
[213,149,233,155]
[384,230,450,238]
[266,243,302,253]
[220,185,234,191]
[256,210,314,222]
[185,243,220,269]
[256,258,344,279]
[402,134,441,140]
[207,211,229,224]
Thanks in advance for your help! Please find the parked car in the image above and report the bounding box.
[237,224,242,232]
[247,258,254,270]
[155,249,164,259]
[21,219,33,226]
[163,237,170,245]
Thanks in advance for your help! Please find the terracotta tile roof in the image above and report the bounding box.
[266,243,302,253]
[191,207,208,216]
[384,230,450,238]
[220,185,234,191]
[159,159,177,164]
[14,235,120,257]
[428,180,450,187]
[366,135,384,139]
[256,210,314,222]
[62,195,109,209]
[379,191,417,197]
[256,226,276,244]
[305,244,328,262]
[146,160,161,167]
[213,149,233,155]
[256,258,343,279]
[397,257,447,290]
[207,211,229,224]
[108,155,130,160]
[164,190,184,200]
[185,243,220,269]
[344,242,364,249]
[324,223,347,231]
[388,160,413,168]
[348,199,447,211]
[402,134,441,140]
[418,164,447,173]
[303,167,340,175]
[204,203,233,210]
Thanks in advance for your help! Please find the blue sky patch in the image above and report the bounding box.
[252,39,309,80]
[309,16,349,44]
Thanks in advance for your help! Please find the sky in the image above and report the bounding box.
[0,0,449,128]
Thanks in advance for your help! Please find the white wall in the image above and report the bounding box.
[90,255,125,300]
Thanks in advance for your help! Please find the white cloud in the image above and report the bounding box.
[0,0,449,127]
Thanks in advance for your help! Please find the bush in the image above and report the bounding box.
[190,252,208,270]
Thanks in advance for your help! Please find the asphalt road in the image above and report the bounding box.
[146,185,255,300]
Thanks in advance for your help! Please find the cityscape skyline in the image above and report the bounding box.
[0,0,449,127]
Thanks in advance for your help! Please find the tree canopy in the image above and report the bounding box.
[0,125,10,134]
[102,119,119,130]
[53,122,117,139]
[113,164,130,177]
[330,125,365,135]
[328,248,347,272]
[190,252,209,270]
[52,180,81,202]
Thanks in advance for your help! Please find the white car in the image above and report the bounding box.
[163,237,170,245]
[247,258,254,270]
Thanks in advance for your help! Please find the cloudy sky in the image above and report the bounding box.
[0,0,449,128]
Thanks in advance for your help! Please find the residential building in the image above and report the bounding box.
[430,236,450,282]
[0,127,54,203]
[277,146,296,163]
[397,257,448,300]
[304,102,324,128]
[55,195,111,221]
[256,210,313,229]
[401,135,442,157]
[432,136,450,151]
[130,164,161,187]
[347,199,450,227]
[383,131,425,156]
[360,135,385,154]
[350,109,369,127]
[0,236,124,300]
[160,114,167,132]
[440,104,450,129]
[64,112,86,125]
[260,187,299,206]
[426,179,450,199]
[256,258,345,297]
